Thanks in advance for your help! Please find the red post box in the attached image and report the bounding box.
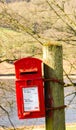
[14,57,45,119]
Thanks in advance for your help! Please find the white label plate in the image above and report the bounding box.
[23,87,39,112]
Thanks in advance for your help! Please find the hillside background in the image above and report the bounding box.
[0,0,76,76]
[0,0,76,130]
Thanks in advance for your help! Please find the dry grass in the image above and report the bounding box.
[0,124,76,130]
[66,124,76,130]
[0,125,45,130]
[16,125,45,130]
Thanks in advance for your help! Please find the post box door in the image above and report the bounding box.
[16,79,45,119]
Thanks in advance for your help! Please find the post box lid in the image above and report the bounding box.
[14,57,42,79]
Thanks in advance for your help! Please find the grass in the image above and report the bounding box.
[66,125,76,130]
[23,125,76,130]
[8,125,76,130]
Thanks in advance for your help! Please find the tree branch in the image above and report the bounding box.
[0,105,16,130]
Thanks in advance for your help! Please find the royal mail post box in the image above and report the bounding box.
[14,57,45,119]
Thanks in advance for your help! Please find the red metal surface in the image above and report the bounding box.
[14,57,45,119]
[14,57,42,79]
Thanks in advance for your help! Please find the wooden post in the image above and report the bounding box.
[43,42,65,130]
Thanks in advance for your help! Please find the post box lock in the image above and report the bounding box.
[26,80,32,85]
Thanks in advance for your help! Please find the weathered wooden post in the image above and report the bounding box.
[43,42,65,130]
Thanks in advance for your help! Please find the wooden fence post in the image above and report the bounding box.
[43,42,65,130]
